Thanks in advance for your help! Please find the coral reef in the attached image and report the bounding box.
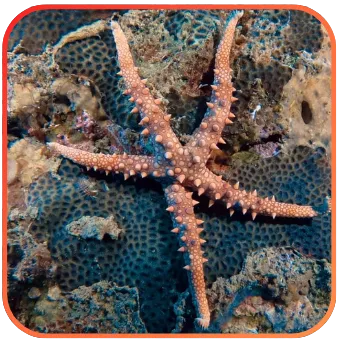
[47,12,322,329]
[204,146,331,283]
[6,8,332,335]
[29,282,146,333]
[208,247,331,333]
[26,160,183,332]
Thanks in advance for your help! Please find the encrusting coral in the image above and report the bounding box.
[65,215,123,241]
[47,11,320,328]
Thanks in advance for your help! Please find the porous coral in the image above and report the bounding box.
[27,160,183,332]
[8,10,113,54]
[280,26,331,153]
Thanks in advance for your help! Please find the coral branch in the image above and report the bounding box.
[164,184,210,328]
[47,142,164,179]
[187,11,243,163]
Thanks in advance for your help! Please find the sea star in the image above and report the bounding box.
[47,11,317,328]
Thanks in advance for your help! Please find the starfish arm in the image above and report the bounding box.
[186,11,243,163]
[47,142,165,178]
[164,184,210,329]
[194,169,317,219]
[111,21,182,160]
[220,185,318,219]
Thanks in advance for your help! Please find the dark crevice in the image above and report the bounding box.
[53,94,71,107]
[301,100,313,124]
[239,133,283,152]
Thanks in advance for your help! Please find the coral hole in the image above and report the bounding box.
[301,101,313,124]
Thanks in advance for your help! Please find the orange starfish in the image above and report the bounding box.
[48,11,317,328]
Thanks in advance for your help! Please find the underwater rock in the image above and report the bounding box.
[28,287,42,300]
[51,77,107,121]
[7,52,58,134]
[29,281,147,333]
[68,281,146,333]
[10,82,49,121]
[208,247,331,333]
[224,10,326,151]
[8,226,54,283]
[7,158,18,185]
[7,138,61,211]
[29,285,71,333]
[252,141,280,159]
[65,215,123,241]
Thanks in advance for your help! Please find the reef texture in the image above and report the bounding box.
[7,9,331,334]
[65,215,123,241]
[7,138,61,211]
[28,282,146,333]
[208,247,331,334]
[46,11,320,328]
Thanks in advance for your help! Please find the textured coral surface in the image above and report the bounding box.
[6,8,331,334]
[26,162,183,332]
[27,282,146,333]
[208,247,331,333]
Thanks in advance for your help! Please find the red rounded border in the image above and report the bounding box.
[2,4,336,338]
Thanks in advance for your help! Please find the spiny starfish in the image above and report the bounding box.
[48,11,317,328]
